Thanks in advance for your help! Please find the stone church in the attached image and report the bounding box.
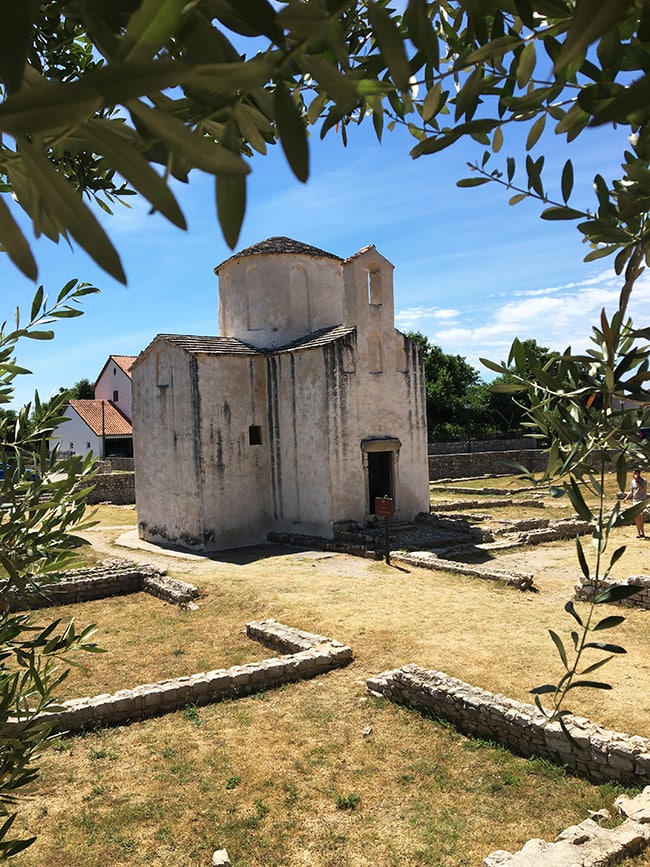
[132,237,429,551]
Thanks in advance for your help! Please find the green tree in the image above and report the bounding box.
[406,331,481,440]
[0,283,104,857]
[484,340,557,436]
[66,378,94,400]
[34,379,94,432]
[52,377,95,403]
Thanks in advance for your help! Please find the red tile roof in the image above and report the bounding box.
[68,400,132,436]
[111,355,138,376]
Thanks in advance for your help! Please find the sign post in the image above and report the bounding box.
[374,496,394,564]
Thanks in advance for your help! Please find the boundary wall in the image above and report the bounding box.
[428,449,547,480]
[367,665,650,787]
[428,438,536,455]
[3,620,352,735]
[86,471,135,504]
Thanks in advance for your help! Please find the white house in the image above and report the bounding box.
[94,355,136,422]
[53,355,137,459]
[132,237,429,551]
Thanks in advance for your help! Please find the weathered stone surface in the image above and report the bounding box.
[484,806,650,866]
[519,517,592,545]
[616,786,650,823]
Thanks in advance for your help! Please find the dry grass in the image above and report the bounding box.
[9,487,650,867]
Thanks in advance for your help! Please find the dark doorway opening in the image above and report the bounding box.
[368,451,393,514]
[105,437,133,458]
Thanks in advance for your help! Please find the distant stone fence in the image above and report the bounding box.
[429,449,547,480]
[9,560,197,610]
[367,665,650,787]
[57,456,133,473]
[86,471,135,504]
[2,620,352,736]
[105,457,134,472]
[428,438,537,455]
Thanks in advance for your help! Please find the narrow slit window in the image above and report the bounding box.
[113,390,119,402]
[249,425,263,445]
[367,269,382,305]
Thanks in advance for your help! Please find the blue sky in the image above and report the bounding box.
[5,111,650,407]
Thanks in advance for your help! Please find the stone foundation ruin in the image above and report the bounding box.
[576,572,650,611]
[9,559,198,610]
[367,665,650,788]
[3,619,352,736]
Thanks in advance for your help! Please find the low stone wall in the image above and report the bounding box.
[3,620,353,736]
[367,665,650,787]
[429,449,547,480]
[392,552,535,591]
[268,530,380,559]
[10,560,198,609]
[432,498,544,512]
[576,574,650,610]
[428,438,537,455]
[518,516,592,545]
[86,471,135,504]
[105,457,134,472]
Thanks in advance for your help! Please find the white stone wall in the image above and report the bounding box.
[54,405,102,456]
[341,249,429,519]
[133,342,205,547]
[192,353,273,548]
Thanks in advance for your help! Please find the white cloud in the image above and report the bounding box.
[398,268,650,376]
[395,305,460,330]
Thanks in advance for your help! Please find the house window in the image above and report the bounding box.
[86,442,91,449]
[113,390,119,402]
[69,442,74,450]
[249,425,263,445]
[113,367,117,375]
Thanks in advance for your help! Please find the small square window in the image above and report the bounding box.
[249,425,263,445]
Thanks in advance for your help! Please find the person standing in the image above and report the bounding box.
[623,467,647,538]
